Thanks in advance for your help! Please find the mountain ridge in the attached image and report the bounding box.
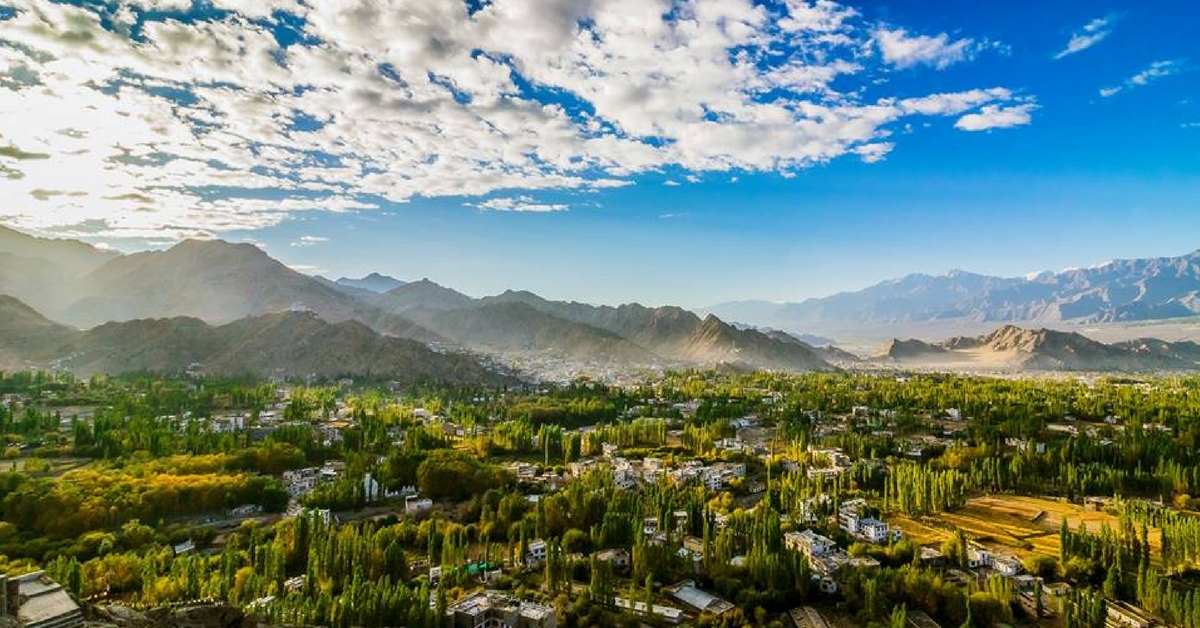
[0,296,509,384]
[704,249,1200,332]
[873,324,1200,371]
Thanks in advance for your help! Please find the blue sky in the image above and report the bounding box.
[0,0,1197,307]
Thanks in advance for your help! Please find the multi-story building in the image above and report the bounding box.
[784,530,837,558]
[445,591,556,628]
[1,572,84,628]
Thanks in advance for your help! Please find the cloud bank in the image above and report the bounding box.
[0,0,1031,239]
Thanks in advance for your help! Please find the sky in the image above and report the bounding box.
[0,0,1197,308]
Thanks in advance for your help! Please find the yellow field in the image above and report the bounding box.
[893,495,1162,562]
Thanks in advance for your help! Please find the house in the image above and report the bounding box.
[173,540,196,556]
[992,554,1024,577]
[613,598,684,624]
[405,494,433,514]
[966,546,991,569]
[526,539,548,567]
[857,518,891,543]
[594,549,631,571]
[666,581,734,617]
[838,498,867,523]
[2,572,84,628]
[1105,600,1159,628]
[784,530,837,558]
[789,606,831,628]
[919,546,946,568]
[445,591,556,628]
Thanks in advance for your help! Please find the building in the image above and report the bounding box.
[405,494,433,514]
[613,598,684,624]
[1106,600,1159,628]
[837,498,868,533]
[594,549,631,571]
[665,581,734,617]
[789,606,831,628]
[1,572,84,628]
[526,539,548,567]
[857,517,903,544]
[991,554,1024,577]
[445,591,556,628]
[784,530,837,558]
[966,545,991,569]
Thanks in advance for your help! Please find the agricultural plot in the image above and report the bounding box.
[893,495,1163,562]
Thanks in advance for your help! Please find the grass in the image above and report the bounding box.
[892,495,1163,563]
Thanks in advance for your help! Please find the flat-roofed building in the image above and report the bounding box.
[665,581,734,617]
[789,606,831,628]
[2,572,84,628]
[445,591,556,628]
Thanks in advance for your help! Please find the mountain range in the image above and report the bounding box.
[6,225,1200,378]
[873,325,1200,371]
[0,227,833,379]
[705,251,1200,333]
[0,295,508,384]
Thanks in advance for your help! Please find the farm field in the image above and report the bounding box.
[893,495,1163,562]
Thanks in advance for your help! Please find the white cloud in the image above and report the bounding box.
[287,263,327,275]
[475,196,569,212]
[954,103,1037,131]
[873,27,984,70]
[0,0,1030,239]
[1182,122,1200,129]
[291,235,328,247]
[1055,15,1116,59]
[1100,59,1184,97]
[854,142,894,162]
[663,180,681,186]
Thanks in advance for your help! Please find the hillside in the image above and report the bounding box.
[873,324,1200,371]
[480,291,833,371]
[0,226,120,275]
[0,298,509,384]
[371,279,475,314]
[0,295,79,369]
[59,240,372,326]
[404,301,660,365]
[0,227,122,314]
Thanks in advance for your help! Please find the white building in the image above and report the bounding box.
[785,530,837,558]
[404,494,432,514]
[526,539,548,567]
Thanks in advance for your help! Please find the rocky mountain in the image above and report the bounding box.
[873,324,1200,371]
[371,279,475,314]
[478,290,833,371]
[336,273,405,294]
[0,295,77,366]
[0,226,119,275]
[404,301,660,365]
[874,338,947,361]
[0,228,832,375]
[0,297,509,384]
[58,240,373,327]
[0,226,121,315]
[705,250,1200,332]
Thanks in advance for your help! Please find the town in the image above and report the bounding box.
[0,369,1196,628]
